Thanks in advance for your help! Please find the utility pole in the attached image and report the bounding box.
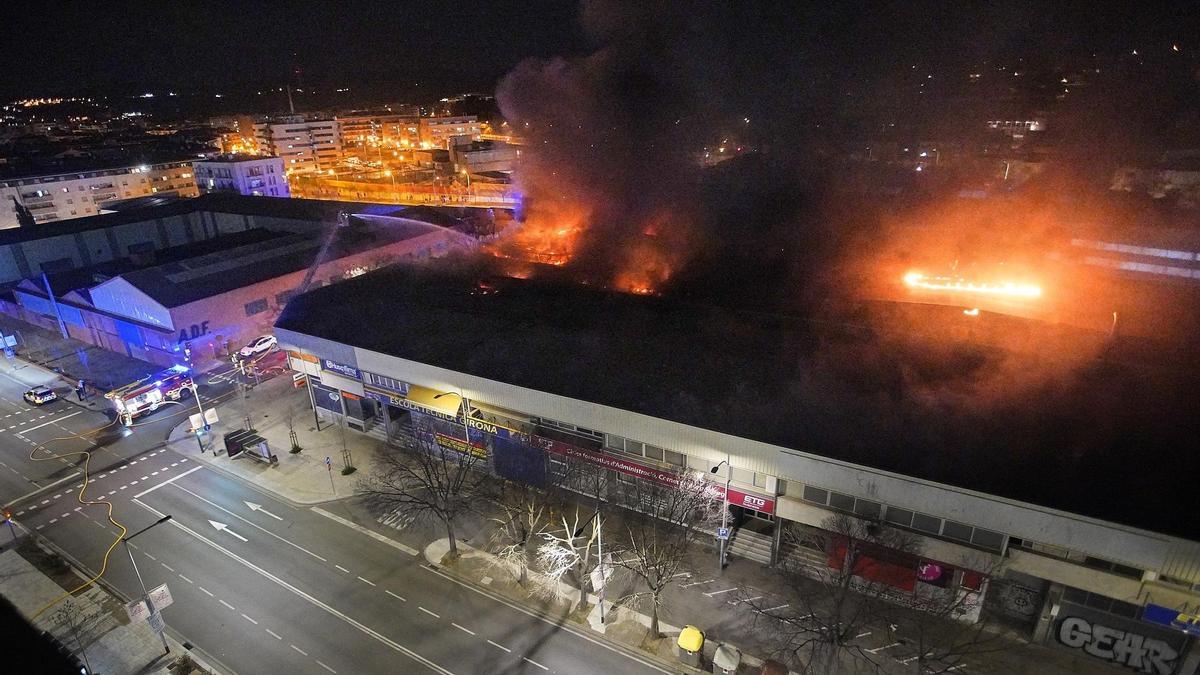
[123,515,173,655]
[712,455,732,572]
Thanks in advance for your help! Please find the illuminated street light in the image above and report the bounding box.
[711,455,732,572]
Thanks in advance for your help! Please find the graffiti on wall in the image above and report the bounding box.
[1056,615,1179,675]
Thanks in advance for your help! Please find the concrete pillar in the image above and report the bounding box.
[1032,582,1063,644]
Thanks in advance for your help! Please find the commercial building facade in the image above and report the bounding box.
[194,155,289,197]
[275,266,1200,675]
[0,160,198,230]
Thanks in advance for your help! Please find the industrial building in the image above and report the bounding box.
[0,195,474,367]
[275,262,1200,675]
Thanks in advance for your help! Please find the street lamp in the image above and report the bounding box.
[573,509,606,624]
[711,454,732,572]
[123,515,173,655]
[433,390,472,453]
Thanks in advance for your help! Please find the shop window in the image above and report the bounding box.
[884,507,913,527]
[625,440,644,456]
[605,434,625,451]
[828,491,855,512]
[1083,556,1144,580]
[244,298,268,316]
[753,472,770,489]
[663,450,685,467]
[941,520,973,542]
[802,485,828,505]
[853,499,882,520]
[776,479,790,495]
[911,512,941,535]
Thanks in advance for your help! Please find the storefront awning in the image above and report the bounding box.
[371,384,464,418]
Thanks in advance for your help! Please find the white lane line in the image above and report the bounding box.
[451,623,475,636]
[14,511,23,517]
[161,563,175,572]
[866,642,901,654]
[144,553,157,561]
[170,462,179,467]
[151,471,159,476]
[241,613,258,625]
[170,484,326,562]
[48,518,57,524]
[40,500,49,505]
[703,587,738,596]
[855,631,872,638]
[760,604,789,613]
[671,572,691,578]
[898,655,920,665]
[132,498,455,675]
[265,628,282,640]
[35,525,44,530]
[107,490,115,495]
[310,507,419,556]
[140,476,148,481]
[52,494,62,500]
[385,590,406,602]
[219,599,236,611]
[198,586,214,597]
[119,485,127,490]
[290,644,308,656]
[335,564,351,574]
[487,640,511,653]
[73,506,82,511]
[21,410,82,433]
[522,657,549,671]
[418,607,440,618]
[178,575,193,584]
[357,576,376,586]
[316,661,336,674]
[729,595,763,605]
[132,465,202,498]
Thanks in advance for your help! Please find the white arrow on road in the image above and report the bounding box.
[208,520,248,542]
[243,501,284,521]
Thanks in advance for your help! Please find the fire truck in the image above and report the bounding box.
[106,364,195,425]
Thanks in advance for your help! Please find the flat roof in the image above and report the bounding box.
[276,261,1200,541]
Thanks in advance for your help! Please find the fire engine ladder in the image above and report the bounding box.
[294,211,348,296]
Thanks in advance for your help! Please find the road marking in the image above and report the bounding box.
[151,471,159,476]
[898,655,919,665]
[335,564,351,573]
[14,511,23,517]
[311,507,418,556]
[21,410,82,433]
[40,500,49,505]
[107,490,115,495]
[855,631,872,638]
[161,563,175,572]
[265,628,282,640]
[198,586,214,597]
[208,520,248,542]
[866,642,901,654]
[178,575,193,584]
[241,613,258,625]
[316,661,336,673]
[290,645,308,656]
[419,607,440,618]
[730,595,762,605]
[385,590,406,602]
[119,485,127,490]
[144,553,157,561]
[703,587,738,597]
[35,524,43,530]
[48,518,57,524]
[672,572,691,578]
[219,599,236,611]
[487,640,510,653]
[244,500,284,520]
[522,657,549,671]
[357,576,376,586]
[171,484,326,562]
[53,494,62,500]
[133,498,455,675]
[761,604,789,613]
[451,623,475,636]
[681,578,716,588]
[73,506,82,511]
[140,476,148,480]
[170,462,179,467]
[423,565,671,674]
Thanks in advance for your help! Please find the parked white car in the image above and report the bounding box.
[238,335,278,359]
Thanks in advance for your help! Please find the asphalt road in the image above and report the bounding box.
[1,366,669,675]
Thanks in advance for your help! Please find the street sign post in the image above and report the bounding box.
[147,611,165,634]
[326,456,335,493]
[716,527,731,541]
[149,583,174,611]
[125,598,149,623]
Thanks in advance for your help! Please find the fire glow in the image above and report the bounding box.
[903,271,1043,298]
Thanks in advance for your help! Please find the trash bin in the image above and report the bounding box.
[677,625,705,668]
[713,643,741,675]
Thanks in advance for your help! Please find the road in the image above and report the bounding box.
[0,365,668,675]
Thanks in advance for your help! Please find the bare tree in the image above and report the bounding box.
[748,513,1007,674]
[51,599,101,674]
[358,419,488,559]
[609,473,724,636]
[536,504,603,609]
[490,477,563,586]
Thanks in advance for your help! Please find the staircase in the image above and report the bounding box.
[778,540,829,575]
[728,527,774,565]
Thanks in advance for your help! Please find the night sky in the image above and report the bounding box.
[3,1,1196,110]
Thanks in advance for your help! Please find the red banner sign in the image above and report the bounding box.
[534,435,775,514]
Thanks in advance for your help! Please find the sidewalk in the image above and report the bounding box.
[0,535,221,675]
[166,375,390,504]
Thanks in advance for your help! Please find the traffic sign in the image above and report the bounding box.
[203,423,211,432]
[325,456,332,469]
[147,610,165,634]
[3,335,16,347]
[125,598,150,623]
[149,583,174,610]
[716,527,731,540]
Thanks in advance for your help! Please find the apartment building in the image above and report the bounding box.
[253,116,342,175]
[194,155,289,197]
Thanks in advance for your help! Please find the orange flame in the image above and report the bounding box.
[903,271,1042,298]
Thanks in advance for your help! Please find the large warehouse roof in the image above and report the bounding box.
[276,261,1200,540]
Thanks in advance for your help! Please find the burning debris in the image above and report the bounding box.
[903,271,1043,299]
